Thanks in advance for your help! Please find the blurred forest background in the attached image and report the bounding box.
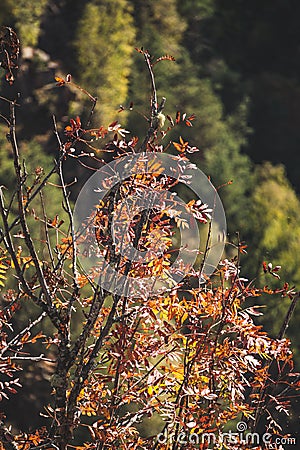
[1,0,300,439]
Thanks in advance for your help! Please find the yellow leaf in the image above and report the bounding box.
[148,385,154,396]
[199,375,210,383]
[180,312,189,324]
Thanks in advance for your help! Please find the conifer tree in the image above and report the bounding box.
[10,0,48,47]
[74,0,136,124]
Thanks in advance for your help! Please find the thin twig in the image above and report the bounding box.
[53,115,79,287]
[0,155,64,245]
[66,291,120,432]
[40,190,55,267]
[277,294,299,340]
[138,51,166,152]
[0,420,19,450]
[0,355,56,363]
[248,294,299,432]
[6,311,47,350]
[68,286,105,367]
[9,101,55,313]
[0,189,43,304]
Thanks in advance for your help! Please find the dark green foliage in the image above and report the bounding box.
[74,0,136,124]
[10,0,48,47]
[127,0,187,136]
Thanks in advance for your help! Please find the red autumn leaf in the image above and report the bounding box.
[65,116,82,136]
[239,242,248,254]
[135,47,144,54]
[153,54,176,65]
[166,115,174,127]
[6,386,17,395]
[108,120,119,129]
[187,113,196,122]
[263,261,281,279]
[48,215,64,229]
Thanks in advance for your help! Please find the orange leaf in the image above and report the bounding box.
[21,331,30,343]
[30,331,45,343]
[55,76,65,86]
